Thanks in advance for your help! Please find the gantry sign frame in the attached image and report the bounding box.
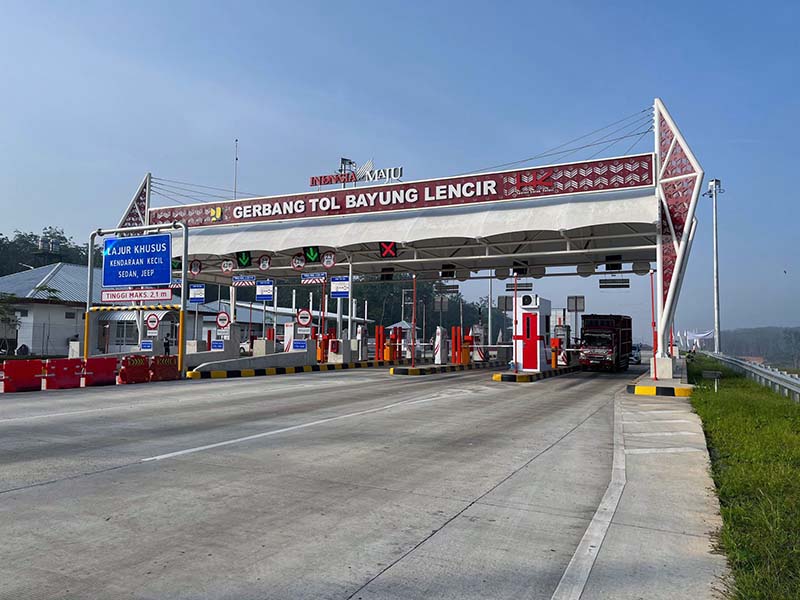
[85,222,190,373]
[117,98,702,366]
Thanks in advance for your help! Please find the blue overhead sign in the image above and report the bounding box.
[189,283,205,303]
[330,275,350,298]
[102,233,172,288]
[256,280,274,302]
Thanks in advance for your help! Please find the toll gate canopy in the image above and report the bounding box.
[117,98,703,360]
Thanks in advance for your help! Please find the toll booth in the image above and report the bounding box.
[284,323,313,353]
[470,324,487,362]
[354,325,369,361]
[327,337,351,364]
[513,295,552,372]
[553,324,571,366]
[433,326,448,365]
[253,326,276,355]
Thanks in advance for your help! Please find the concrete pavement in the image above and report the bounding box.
[0,367,726,599]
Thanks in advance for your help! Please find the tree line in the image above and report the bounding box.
[0,227,100,276]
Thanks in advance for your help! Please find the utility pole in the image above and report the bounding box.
[233,138,239,200]
[704,179,724,353]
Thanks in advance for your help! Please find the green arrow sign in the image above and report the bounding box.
[236,251,252,268]
[171,258,182,271]
[304,246,320,262]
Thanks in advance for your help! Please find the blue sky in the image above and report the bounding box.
[1,1,798,339]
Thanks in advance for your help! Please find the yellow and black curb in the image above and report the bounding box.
[390,360,505,376]
[491,365,581,383]
[626,383,692,397]
[187,359,424,380]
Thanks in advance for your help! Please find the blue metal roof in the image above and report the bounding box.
[0,263,169,304]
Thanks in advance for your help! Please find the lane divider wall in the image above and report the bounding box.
[626,383,692,397]
[492,365,581,383]
[186,359,429,380]
[390,360,505,376]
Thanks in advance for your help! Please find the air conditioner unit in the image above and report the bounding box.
[521,294,538,307]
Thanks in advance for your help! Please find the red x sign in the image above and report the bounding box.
[379,241,397,259]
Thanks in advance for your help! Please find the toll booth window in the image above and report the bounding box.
[115,322,138,345]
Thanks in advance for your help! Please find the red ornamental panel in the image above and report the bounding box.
[658,113,699,302]
[119,182,148,229]
[148,155,654,229]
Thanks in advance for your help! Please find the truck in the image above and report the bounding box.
[579,314,633,371]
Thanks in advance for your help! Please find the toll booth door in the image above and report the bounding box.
[522,312,538,370]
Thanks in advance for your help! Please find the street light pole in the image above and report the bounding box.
[704,179,724,353]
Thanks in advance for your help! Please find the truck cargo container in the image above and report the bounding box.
[579,314,632,371]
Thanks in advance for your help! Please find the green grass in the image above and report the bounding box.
[689,354,800,599]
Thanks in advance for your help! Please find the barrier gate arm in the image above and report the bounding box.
[85,221,189,375]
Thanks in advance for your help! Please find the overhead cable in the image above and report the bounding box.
[459,106,653,175]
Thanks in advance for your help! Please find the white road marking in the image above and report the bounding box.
[625,431,700,437]
[551,397,626,600]
[0,382,340,423]
[625,447,703,455]
[0,407,120,422]
[142,392,450,462]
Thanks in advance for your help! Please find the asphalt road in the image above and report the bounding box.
[0,366,641,599]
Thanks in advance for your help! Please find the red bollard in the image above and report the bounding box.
[375,326,385,361]
[44,358,83,390]
[84,357,118,387]
[1,359,45,393]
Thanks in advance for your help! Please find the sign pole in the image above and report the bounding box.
[194,303,199,341]
[321,282,326,334]
[178,222,188,376]
[336,297,342,338]
[513,274,518,374]
[347,259,354,339]
[412,273,417,368]
[488,272,493,352]
[262,300,266,339]
[84,230,97,361]
[272,287,277,330]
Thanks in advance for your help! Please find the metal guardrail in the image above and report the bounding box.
[701,352,800,402]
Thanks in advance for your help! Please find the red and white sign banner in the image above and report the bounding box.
[101,288,172,303]
[148,155,654,229]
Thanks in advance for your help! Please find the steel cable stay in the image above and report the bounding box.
[149,187,188,206]
[585,117,655,160]
[151,177,261,197]
[149,181,237,201]
[150,183,228,203]
[548,117,654,164]
[456,105,653,175]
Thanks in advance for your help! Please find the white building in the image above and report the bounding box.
[0,263,369,356]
